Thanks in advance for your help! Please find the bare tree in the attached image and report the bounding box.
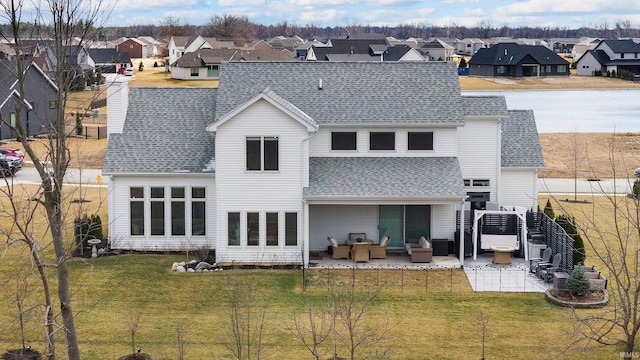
[223,267,269,360]
[204,14,256,41]
[286,303,334,360]
[159,16,190,37]
[553,135,640,360]
[329,285,391,360]
[0,0,110,358]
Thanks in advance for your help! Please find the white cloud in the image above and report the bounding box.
[495,0,640,17]
[218,0,265,7]
[440,0,479,4]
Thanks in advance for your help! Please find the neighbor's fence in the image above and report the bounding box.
[303,267,472,293]
[82,125,107,139]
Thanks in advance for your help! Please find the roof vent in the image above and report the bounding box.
[318,78,323,90]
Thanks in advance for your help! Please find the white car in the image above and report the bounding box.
[124,68,134,76]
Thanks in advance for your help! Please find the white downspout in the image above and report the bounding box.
[459,200,465,265]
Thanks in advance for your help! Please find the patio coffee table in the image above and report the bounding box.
[491,246,515,264]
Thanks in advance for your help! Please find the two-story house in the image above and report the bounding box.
[0,60,59,140]
[102,61,544,266]
[575,39,640,76]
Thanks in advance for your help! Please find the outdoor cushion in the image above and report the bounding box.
[327,237,338,247]
[419,236,430,248]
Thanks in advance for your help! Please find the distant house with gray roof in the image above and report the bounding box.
[0,60,59,140]
[103,61,544,266]
[575,39,640,76]
[170,48,294,80]
[469,43,569,77]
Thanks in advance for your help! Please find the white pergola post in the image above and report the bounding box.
[458,200,465,265]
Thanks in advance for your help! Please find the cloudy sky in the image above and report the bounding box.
[50,0,640,29]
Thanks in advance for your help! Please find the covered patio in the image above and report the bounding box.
[308,250,550,292]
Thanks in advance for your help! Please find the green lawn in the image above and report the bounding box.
[0,189,628,359]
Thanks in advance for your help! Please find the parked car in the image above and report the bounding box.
[124,68,134,76]
[0,154,22,176]
[0,147,25,164]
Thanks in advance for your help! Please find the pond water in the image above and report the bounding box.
[462,89,640,133]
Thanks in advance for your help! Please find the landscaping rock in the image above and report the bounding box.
[187,268,195,273]
[175,265,186,273]
[195,261,212,270]
[171,262,180,271]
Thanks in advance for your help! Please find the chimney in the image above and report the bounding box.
[106,75,130,138]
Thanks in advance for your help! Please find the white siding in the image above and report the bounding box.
[576,52,602,76]
[500,169,539,210]
[309,127,457,157]
[108,175,216,251]
[457,118,500,202]
[170,67,218,80]
[215,99,309,263]
[430,204,456,240]
[308,205,378,251]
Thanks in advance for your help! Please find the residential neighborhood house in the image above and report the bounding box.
[575,39,640,76]
[169,48,295,80]
[469,43,570,77]
[102,61,544,266]
[0,60,59,140]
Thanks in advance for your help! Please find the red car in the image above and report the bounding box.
[0,147,25,165]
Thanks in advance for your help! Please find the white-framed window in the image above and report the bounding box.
[246,136,279,171]
[129,186,207,237]
[207,65,219,77]
[331,132,357,150]
[369,132,395,150]
[408,132,434,150]
[266,212,278,246]
[190,68,199,76]
[130,187,144,235]
[285,212,298,246]
[228,212,240,246]
[247,212,259,246]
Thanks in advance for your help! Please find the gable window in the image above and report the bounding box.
[247,212,259,246]
[130,187,144,235]
[10,113,16,127]
[408,132,434,150]
[207,65,219,77]
[171,187,185,236]
[150,187,165,235]
[331,132,357,150]
[246,136,279,171]
[49,100,57,109]
[228,212,240,246]
[192,188,206,236]
[370,132,395,150]
[266,212,278,246]
[190,68,199,76]
[285,212,298,246]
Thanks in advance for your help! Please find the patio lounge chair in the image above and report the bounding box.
[407,236,433,263]
[370,236,390,259]
[327,237,350,260]
[351,242,371,263]
[538,253,562,282]
[529,247,552,273]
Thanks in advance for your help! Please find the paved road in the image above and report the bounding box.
[7,167,106,185]
[538,177,634,195]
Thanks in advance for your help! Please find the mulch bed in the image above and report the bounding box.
[2,349,42,360]
[546,289,608,308]
[118,354,154,360]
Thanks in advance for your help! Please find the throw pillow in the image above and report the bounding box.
[327,237,338,247]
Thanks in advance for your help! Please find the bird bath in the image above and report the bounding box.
[87,239,101,258]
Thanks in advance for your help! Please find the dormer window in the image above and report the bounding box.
[369,132,395,150]
[408,132,434,150]
[331,132,356,150]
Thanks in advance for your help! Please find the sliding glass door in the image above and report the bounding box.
[379,205,431,248]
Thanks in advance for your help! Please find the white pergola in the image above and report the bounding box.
[470,209,529,262]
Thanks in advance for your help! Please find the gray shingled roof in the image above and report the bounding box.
[501,110,545,168]
[304,157,466,199]
[214,61,464,126]
[462,95,509,117]
[103,87,217,174]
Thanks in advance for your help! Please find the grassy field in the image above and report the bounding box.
[0,183,630,359]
